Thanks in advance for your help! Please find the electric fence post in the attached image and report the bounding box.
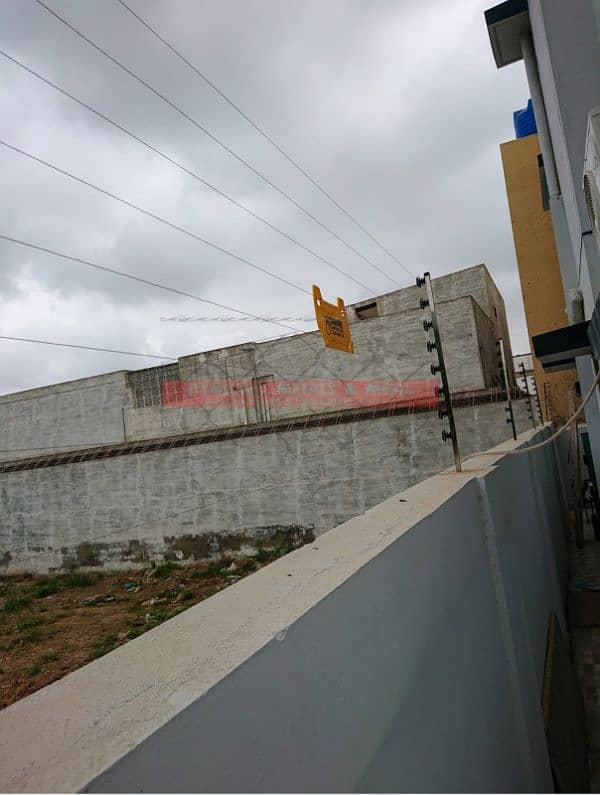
[519,360,537,427]
[417,272,462,472]
[497,338,517,440]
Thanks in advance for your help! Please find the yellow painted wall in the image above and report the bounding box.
[500,133,576,424]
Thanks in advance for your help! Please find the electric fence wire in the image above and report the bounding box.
[116,0,414,282]
[33,0,407,287]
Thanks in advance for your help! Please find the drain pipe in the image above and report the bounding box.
[520,32,560,198]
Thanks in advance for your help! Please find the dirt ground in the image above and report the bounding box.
[0,542,301,710]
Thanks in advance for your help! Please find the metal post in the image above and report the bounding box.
[531,377,543,423]
[518,361,537,427]
[497,339,517,440]
[417,272,462,472]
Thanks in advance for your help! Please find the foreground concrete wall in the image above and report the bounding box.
[0,399,532,574]
[0,427,565,792]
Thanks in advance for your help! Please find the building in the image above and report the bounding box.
[500,112,578,424]
[485,0,600,478]
[0,265,530,573]
[0,264,514,458]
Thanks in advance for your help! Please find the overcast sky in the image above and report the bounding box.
[0,0,529,395]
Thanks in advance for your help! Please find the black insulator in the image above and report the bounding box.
[419,298,430,310]
[426,340,437,353]
[431,363,441,375]
[416,276,426,288]
[442,429,453,443]
[423,320,433,331]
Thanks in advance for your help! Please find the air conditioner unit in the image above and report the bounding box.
[583,106,600,251]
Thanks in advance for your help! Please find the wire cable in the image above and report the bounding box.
[0,49,375,295]
[33,0,403,287]
[0,233,305,335]
[0,139,310,297]
[116,0,414,283]
[0,336,177,361]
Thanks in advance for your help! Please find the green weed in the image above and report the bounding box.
[90,634,118,659]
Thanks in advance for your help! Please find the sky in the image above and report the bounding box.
[0,0,530,395]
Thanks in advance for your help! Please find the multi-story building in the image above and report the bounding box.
[500,103,578,424]
[485,0,600,473]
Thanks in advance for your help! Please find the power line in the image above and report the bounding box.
[0,139,310,297]
[117,0,415,282]
[0,235,420,410]
[0,335,177,360]
[0,233,305,335]
[159,316,314,322]
[0,49,375,295]
[33,0,403,287]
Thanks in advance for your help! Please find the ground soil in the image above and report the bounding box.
[0,543,299,710]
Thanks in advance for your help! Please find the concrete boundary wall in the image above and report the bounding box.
[0,427,565,792]
[0,399,532,574]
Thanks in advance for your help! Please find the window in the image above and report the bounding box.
[355,301,378,320]
[538,154,550,212]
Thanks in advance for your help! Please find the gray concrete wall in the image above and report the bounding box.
[0,399,532,574]
[0,371,130,463]
[0,427,564,793]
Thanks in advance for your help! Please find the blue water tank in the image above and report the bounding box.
[513,99,537,138]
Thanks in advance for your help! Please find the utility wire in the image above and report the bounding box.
[0,233,305,335]
[34,0,403,287]
[159,316,314,322]
[117,0,415,282]
[0,139,310,297]
[0,49,375,295]
[0,336,177,360]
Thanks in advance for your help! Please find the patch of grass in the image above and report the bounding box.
[26,650,59,677]
[255,547,276,564]
[26,661,42,677]
[90,634,118,660]
[63,572,95,588]
[15,616,43,632]
[19,627,41,644]
[32,579,62,599]
[3,594,32,613]
[181,590,195,601]
[127,625,146,639]
[152,561,180,579]
[190,560,227,579]
[148,609,168,623]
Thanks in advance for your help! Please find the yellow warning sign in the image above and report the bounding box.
[312,285,354,354]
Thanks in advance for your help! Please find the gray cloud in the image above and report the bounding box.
[0,0,530,394]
